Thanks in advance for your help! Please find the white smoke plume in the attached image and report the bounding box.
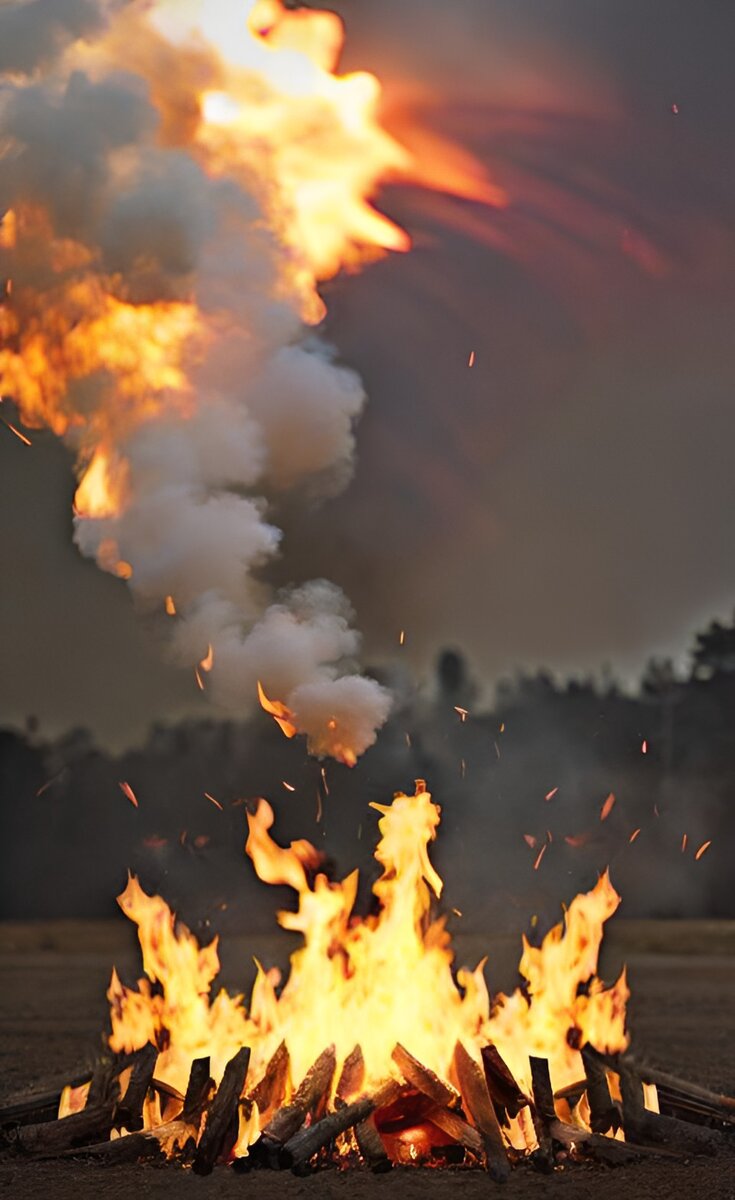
[0,0,399,761]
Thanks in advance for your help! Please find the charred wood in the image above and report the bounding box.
[453,1041,510,1182]
[425,1103,485,1161]
[480,1045,527,1118]
[619,1062,723,1155]
[355,1114,392,1172]
[115,1042,158,1132]
[392,1045,458,1109]
[15,1102,115,1156]
[251,1045,336,1168]
[336,1046,365,1103]
[582,1047,621,1134]
[282,1080,401,1171]
[192,1046,251,1176]
[248,1042,290,1124]
[182,1057,213,1125]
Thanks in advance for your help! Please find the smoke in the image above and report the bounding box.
[0,0,399,760]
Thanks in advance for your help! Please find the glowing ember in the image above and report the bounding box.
[105,782,628,1128]
[600,792,616,822]
[695,840,712,861]
[119,781,139,809]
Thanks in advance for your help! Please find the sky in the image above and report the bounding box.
[1,0,735,748]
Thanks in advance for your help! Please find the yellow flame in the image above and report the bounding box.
[107,783,628,1123]
[257,680,297,739]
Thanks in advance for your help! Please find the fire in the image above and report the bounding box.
[257,680,297,740]
[106,782,628,1152]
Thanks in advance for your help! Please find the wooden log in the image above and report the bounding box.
[282,1080,401,1171]
[355,1114,392,1173]
[548,1118,682,1164]
[480,1045,527,1117]
[192,1046,251,1176]
[183,1057,213,1124]
[425,1103,485,1160]
[623,1057,735,1116]
[252,1045,336,1168]
[526,1057,554,1173]
[581,1047,621,1134]
[16,1102,115,1156]
[619,1062,722,1155]
[248,1042,290,1123]
[392,1045,458,1109]
[453,1041,510,1182]
[55,1132,165,1163]
[0,1071,95,1129]
[115,1042,158,1132]
[336,1046,365,1103]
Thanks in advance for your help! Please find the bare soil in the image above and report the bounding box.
[0,920,733,1199]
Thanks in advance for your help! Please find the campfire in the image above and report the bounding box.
[1,782,733,1176]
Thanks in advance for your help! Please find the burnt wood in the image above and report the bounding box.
[15,1102,115,1156]
[252,1045,336,1168]
[392,1045,458,1109]
[355,1114,392,1172]
[282,1080,401,1171]
[192,1046,251,1176]
[336,1045,365,1103]
[182,1057,213,1124]
[581,1047,621,1133]
[480,1045,527,1117]
[623,1057,735,1116]
[619,1062,723,1155]
[248,1042,290,1122]
[115,1042,158,1132]
[453,1041,510,1182]
[425,1103,485,1160]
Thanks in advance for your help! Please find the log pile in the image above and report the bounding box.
[1,1038,733,1178]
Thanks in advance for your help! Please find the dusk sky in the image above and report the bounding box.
[1,0,734,748]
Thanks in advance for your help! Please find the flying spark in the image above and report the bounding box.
[468,350,476,367]
[119,781,139,808]
[282,781,296,792]
[695,840,712,861]
[165,595,177,616]
[205,793,223,811]
[629,828,641,844]
[1,417,31,446]
[533,844,547,871]
[681,833,688,852]
[600,793,616,822]
[545,787,559,802]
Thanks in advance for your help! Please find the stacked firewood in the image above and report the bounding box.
[1,1039,733,1177]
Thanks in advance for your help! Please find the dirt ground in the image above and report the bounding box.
[0,920,733,1199]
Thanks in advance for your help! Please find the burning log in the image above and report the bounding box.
[452,1041,511,1181]
[622,1057,735,1123]
[115,1042,158,1132]
[355,1114,392,1173]
[182,1057,214,1125]
[581,1046,621,1134]
[247,1042,290,1123]
[392,1044,458,1109]
[192,1046,251,1176]
[425,1104,485,1161]
[251,1045,337,1168]
[281,1080,401,1171]
[481,1045,527,1117]
[0,1075,91,1130]
[336,1045,366,1103]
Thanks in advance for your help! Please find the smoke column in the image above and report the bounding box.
[0,0,435,761]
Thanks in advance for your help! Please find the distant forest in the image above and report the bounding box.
[1,609,733,925]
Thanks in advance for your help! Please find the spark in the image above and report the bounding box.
[115,560,133,580]
[460,758,466,778]
[533,844,547,871]
[499,722,505,733]
[452,908,463,918]
[316,788,323,823]
[681,833,688,853]
[523,833,537,848]
[641,739,648,754]
[320,767,329,795]
[1,417,32,446]
[695,840,712,861]
[494,741,501,759]
[671,103,679,114]
[653,803,660,817]
[565,832,591,848]
[454,706,468,721]
[546,829,553,843]
[143,835,167,849]
[545,787,559,802]
[199,643,214,673]
[468,350,476,367]
[180,830,188,846]
[600,792,616,822]
[194,835,210,849]
[119,781,138,808]
[405,732,412,748]
[195,667,204,690]
[205,792,223,811]
[399,629,405,646]
[282,781,296,792]
[165,595,177,616]
[629,828,641,844]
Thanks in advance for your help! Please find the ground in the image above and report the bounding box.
[0,920,733,1199]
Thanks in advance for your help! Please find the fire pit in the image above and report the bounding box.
[1,783,733,1179]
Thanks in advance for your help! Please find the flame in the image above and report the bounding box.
[106,782,628,1134]
[257,680,297,740]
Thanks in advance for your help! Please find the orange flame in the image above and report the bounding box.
[257,680,297,739]
[106,782,628,1130]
